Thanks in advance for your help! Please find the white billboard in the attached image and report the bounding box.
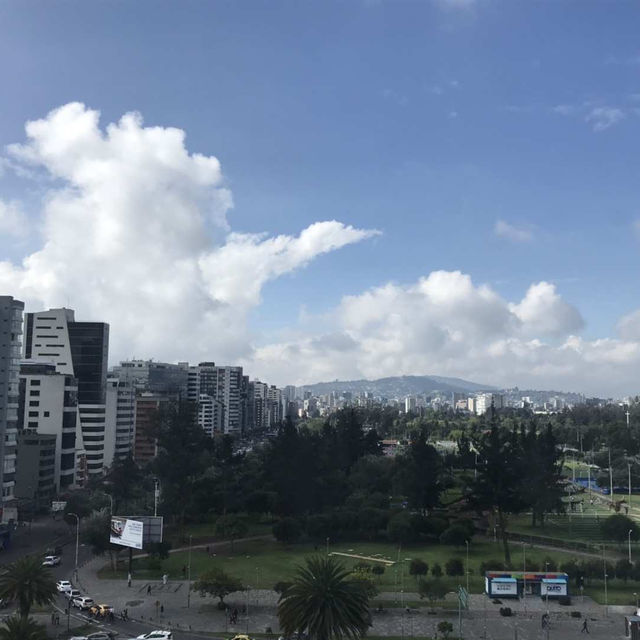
[110,517,144,550]
[541,581,567,597]
[492,581,518,596]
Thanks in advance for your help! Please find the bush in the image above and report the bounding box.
[371,564,385,575]
[445,557,464,577]
[437,620,453,638]
[600,514,639,543]
[387,511,415,544]
[440,524,471,547]
[353,561,372,572]
[273,581,292,595]
[615,558,632,581]
[272,517,302,545]
[418,578,448,602]
[409,558,429,577]
[499,607,512,617]
[432,563,443,578]
[560,560,578,577]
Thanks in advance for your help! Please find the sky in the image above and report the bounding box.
[0,0,640,396]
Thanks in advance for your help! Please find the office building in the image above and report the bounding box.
[134,393,169,465]
[112,360,187,396]
[23,308,109,476]
[14,432,56,512]
[104,377,136,466]
[0,296,24,507]
[475,393,504,416]
[18,362,78,490]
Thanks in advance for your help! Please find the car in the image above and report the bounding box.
[43,555,61,566]
[87,633,118,640]
[229,636,253,640]
[72,596,94,610]
[134,633,172,640]
[66,589,81,601]
[89,604,114,617]
[68,636,88,640]
[134,632,172,640]
[56,580,72,593]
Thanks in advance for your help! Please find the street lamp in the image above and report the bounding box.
[465,540,470,594]
[68,512,79,580]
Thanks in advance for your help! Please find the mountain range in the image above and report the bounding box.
[301,375,496,398]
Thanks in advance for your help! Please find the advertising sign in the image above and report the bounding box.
[541,581,567,597]
[130,515,163,544]
[51,501,67,512]
[110,517,144,549]
[493,581,518,595]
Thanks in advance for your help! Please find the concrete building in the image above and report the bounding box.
[405,396,417,413]
[134,393,169,465]
[18,362,78,491]
[0,296,24,509]
[104,377,136,467]
[475,393,504,416]
[23,308,109,477]
[112,360,187,396]
[197,393,224,437]
[14,432,56,513]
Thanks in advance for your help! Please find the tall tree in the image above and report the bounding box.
[0,616,46,640]
[0,556,56,619]
[278,556,370,640]
[470,411,527,565]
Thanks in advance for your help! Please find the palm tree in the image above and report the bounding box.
[0,556,56,619]
[277,556,370,640]
[0,616,46,640]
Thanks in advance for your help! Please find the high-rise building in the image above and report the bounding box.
[0,296,24,507]
[14,432,56,513]
[474,393,504,416]
[112,360,187,396]
[134,393,169,465]
[18,362,78,490]
[23,308,109,477]
[104,377,136,466]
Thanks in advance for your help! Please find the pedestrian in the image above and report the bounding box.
[160,605,164,615]
[162,573,168,585]
[127,572,132,587]
[147,584,152,595]
[182,565,186,578]
[55,613,60,626]
[581,619,589,633]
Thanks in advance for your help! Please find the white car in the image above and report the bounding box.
[43,555,61,566]
[66,589,81,601]
[72,596,94,610]
[56,580,72,593]
[134,632,173,640]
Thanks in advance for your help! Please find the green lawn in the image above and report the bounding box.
[164,521,273,546]
[101,538,587,595]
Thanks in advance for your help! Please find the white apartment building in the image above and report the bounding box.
[474,393,504,415]
[18,362,78,491]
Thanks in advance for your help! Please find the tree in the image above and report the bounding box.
[278,556,370,640]
[192,567,243,608]
[431,563,443,578]
[273,518,303,545]
[409,559,429,577]
[417,579,448,602]
[600,514,639,543]
[0,616,47,640]
[445,558,464,577]
[386,511,415,544]
[437,621,454,639]
[215,514,249,551]
[0,556,56,619]
[470,412,527,565]
[439,524,471,547]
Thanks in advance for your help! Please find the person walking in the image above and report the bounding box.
[147,584,152,595]
[581,619,589,633]
[127,572,132,587]
[162,573,168,586]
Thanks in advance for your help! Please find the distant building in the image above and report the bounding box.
[134,393,170,465]
[104,377,136,466]
[112,359,187,396]
[14,432,56,513]
[475,393,504,416]
[405,396,417,413]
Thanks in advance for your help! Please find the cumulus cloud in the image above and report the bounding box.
[0,103,378,363]
[585,107,625,131]
[0,200,28,237]
[494,219,533,243]
[250,272,640,396]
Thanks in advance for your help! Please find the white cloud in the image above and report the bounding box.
[0,103,377,364]
[585,107,625,132]
[250,272,640,396]
[494,219,533,243]
[0,200,28,237]
[435,0,476,7]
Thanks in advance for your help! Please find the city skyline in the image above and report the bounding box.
[1,2,640,395]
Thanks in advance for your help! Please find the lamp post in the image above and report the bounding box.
[465,540,470,594]
[68,512,79,581]
[629,530,634,564]
[187,535,192,608]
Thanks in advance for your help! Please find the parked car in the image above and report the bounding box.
[56,580,72,593]
[65,589,81,601]
[134,632,172,640]
[89,604,114,617]
[72,596,94,610]
[43,555,61,567]
[87,633,118,640]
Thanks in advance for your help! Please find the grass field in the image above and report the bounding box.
[101,538,586,594]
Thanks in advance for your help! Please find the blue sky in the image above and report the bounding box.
[1,0,640,394]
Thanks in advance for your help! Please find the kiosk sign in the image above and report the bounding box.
[110,517,144,550]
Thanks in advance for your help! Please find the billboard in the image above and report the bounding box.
[110,517,144,549]
[130,515,163,544]
[541,581,567,597]
[51,501,67,512]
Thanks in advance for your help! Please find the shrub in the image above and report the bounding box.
[371,564,385,575]
[353,561,372,572]
[409,558,429,577]
[440,524,471,547]
[437,620,453,638]
[445,557,464,577]
[615,558,632,582]
[418,579,448,602]
[600,514,639,543]
[432,563,443,578]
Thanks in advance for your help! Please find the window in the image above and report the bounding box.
[28,411,38,417]
[43,411,50,417]
[30,380,40,386]
[30,390,40,397]
[29,401,39,407]
[28,421,38,428]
